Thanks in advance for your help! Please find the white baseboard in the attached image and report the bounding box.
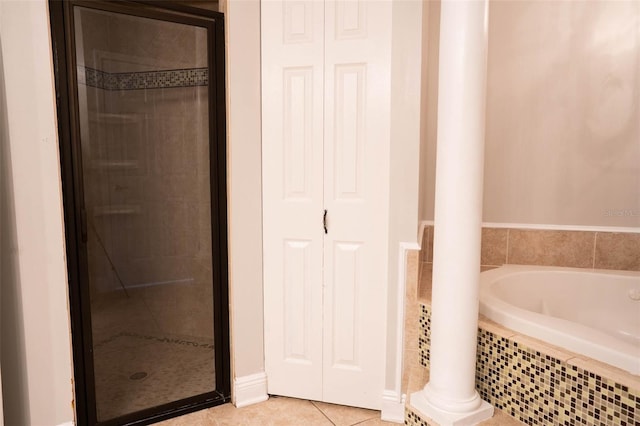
[233,372,269,408]
[381,390,406,423]
[56,422,74,426]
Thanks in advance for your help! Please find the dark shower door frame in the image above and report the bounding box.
[48,1,230,425]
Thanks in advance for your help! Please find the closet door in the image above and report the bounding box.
[322,0,391,409]
[262,0,391,409]
[261,0,325,401]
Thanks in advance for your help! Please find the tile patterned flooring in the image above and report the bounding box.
[157,396,395,426]
[90,285,216,421]
[157,395,522,426]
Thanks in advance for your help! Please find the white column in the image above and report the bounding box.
[410,1,493,425]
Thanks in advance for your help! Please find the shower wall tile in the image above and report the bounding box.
[594,232,640,271]
[507,229,594,268]
[481,227,508,266]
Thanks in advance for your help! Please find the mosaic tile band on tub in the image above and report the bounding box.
[408,305,639,426]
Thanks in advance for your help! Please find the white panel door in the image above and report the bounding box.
[262,0,391,409]
[322,0,391,409]
[261,0,325,400]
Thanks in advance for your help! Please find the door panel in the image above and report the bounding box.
[322,0,391,409]
[262,0,325,400]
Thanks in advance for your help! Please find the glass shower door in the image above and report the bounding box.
[55,2,229,424]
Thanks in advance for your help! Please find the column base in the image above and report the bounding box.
[409,390,494,426]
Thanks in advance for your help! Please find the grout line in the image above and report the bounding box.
[310,401,336,425]
[424,226,430,264]
[351,415,380,426]
[505,228,510,264]
[592,232,597,269]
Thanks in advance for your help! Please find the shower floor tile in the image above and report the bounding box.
[94,331,215,421]
[90,284,215,422]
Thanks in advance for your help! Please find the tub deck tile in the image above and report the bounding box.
[567,356,640,393]
[478,316,518,340]
[511,334,575,363]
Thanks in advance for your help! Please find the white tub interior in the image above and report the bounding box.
[480,265,640,375]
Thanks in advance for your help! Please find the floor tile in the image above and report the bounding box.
[205,396,333,426]
[353,417,399,425]
[311,400,378,426]
[156,408,211,426]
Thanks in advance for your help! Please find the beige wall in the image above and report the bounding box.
[225,0,265,381]
[418,0,440,224]
[0,1,75,425]
[421,0,640,229]
[0,0,267,423]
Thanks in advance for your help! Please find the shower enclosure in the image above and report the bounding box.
[49,1,229,425]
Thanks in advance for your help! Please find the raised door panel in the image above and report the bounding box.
[322,0,391,410]
[262,0,325,400]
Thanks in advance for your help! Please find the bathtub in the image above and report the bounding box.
[479,265,640,375]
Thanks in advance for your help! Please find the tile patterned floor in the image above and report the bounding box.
[157,396,395,426]
[90,285,216,421]
[94,332,214,420]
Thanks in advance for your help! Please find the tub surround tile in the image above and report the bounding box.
[507,229,594,268]
[404,303,421,353]
[424,226,434,264]
[418,305,432,368]
[480,265,499,272]
[594,232,640,271]
[416,303,640,426]
[420,226,431,265]
[567,356,640,393]
[406,361,429,394]
[426,226,638,271]
[406,249,421,300]
[408,227,639,426]
[478,316,517,340]
[481,227,509,266]
[418,263,432,303]
[510,334,575,363]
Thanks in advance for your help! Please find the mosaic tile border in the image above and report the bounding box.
[78,66,208,90]
[418,304,431,368]
[413,304,640,426]
[405,409,431,426]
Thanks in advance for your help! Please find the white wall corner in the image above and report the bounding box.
[381,390,406,423]
[233,372,269,408]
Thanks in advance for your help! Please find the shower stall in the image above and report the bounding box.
[49,1,229,425]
